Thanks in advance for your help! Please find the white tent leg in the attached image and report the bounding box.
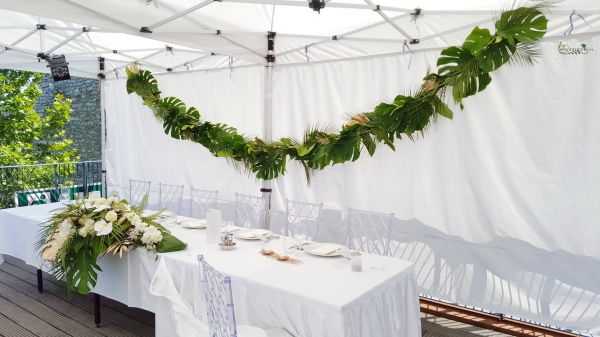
[100,79,108,198]
[261,32,275,230]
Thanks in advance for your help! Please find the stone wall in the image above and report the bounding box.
[35,75,101,161]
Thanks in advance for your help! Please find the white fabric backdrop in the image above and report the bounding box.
[104,36,600,335]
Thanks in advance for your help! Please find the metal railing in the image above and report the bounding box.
[0,161,103,209]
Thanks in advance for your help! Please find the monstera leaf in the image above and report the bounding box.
[126,69,160,98]
[65,248,102,294]
[478,40,517,72]
[495,7,548,45]
[438,46,491,103]
[463,27,493,55]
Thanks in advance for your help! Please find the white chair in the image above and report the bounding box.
[234,193,266,229]
[129,178,151,206]
[190,188,218,219]
[197,255,293,337]
[285,199,323,241]
[159,182,184,214]
[347,208,394,256]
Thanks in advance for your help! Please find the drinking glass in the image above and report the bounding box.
[59,187,71,203]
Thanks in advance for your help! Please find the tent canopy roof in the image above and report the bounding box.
[0,0,599,78]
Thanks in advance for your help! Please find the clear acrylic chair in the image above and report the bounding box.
[234,193,266,229]
[190,188,219,219]
[197,255,292,337]
[129,179,151,206]
[285,199,323,242]
[346,208,394,256]
[159,182,184,214]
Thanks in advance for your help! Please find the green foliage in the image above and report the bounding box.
[0,69,78,166]
[0,70,79,208]
[38,197,187,294]
[126,5,548,181]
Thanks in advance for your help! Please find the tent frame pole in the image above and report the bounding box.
[100,78,108,198]
[261,31,276,230]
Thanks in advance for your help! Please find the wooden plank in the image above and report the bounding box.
[420,297,579,337]
[0,262,154,337]
[0,280,106,337]
[0,269,141,337]
[0,312,38,337]
[3,255,154,323]
[0,294,67,337]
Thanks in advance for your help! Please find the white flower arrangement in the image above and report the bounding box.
[37,194,186,294]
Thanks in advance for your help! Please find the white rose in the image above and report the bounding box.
[130,214,142,226]
[94,220,113,236]
[94,204,111,212]
[105,210,118,222]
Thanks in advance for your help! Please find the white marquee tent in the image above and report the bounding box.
[1,0,600,335]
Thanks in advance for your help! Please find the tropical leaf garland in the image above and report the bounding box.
[126,5,548,181]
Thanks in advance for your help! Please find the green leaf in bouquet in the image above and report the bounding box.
[156,232,188,253]
[65,248,102,294]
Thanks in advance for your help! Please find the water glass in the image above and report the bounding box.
[59,187,70,203]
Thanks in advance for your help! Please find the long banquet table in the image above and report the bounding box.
[0,203,422,337]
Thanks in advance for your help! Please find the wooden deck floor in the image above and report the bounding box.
[0,255,509,337]
[0,255,154,337]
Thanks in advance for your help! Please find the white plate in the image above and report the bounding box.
[303,243,345,257]
[234,228,271,240]
[180,219,207,229]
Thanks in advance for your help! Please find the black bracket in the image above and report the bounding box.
[36,24,46,30]
[266,31,276,63]
[308,0,325,13]
[98,56,105,71]
[97,73,106,79]
[332,35,338,41]
[260,188,272,193]
[412,8,422,16]
[166,45,173,52]
[112,50,118,54]
[166,67,173,72]
[216,29,222,35]
[37,52,48,60]
[409,38,420,44]
[211,52,216,56]
[140,26,152,33]
[82,27,90,33]
[373,4,380,11]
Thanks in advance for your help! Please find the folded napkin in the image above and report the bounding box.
[237,228,270,239]
[180,219,207,228]
[310,243,342,256]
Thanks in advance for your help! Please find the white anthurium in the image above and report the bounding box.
[94,220,113,236]
[93,204,111,212]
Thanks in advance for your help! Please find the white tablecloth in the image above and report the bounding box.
[0,204,422,337]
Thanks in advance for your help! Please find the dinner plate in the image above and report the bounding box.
[303,243,345,257]
[234,228,271,240]
[180,219,207,229]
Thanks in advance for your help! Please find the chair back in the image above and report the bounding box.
[198,255,238,337]
[190,188,218,219]
[347,208,393,256]
[159,182,184,214]
[234,193,266,229]
[129,179,151,206]
[285,199,323,241]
